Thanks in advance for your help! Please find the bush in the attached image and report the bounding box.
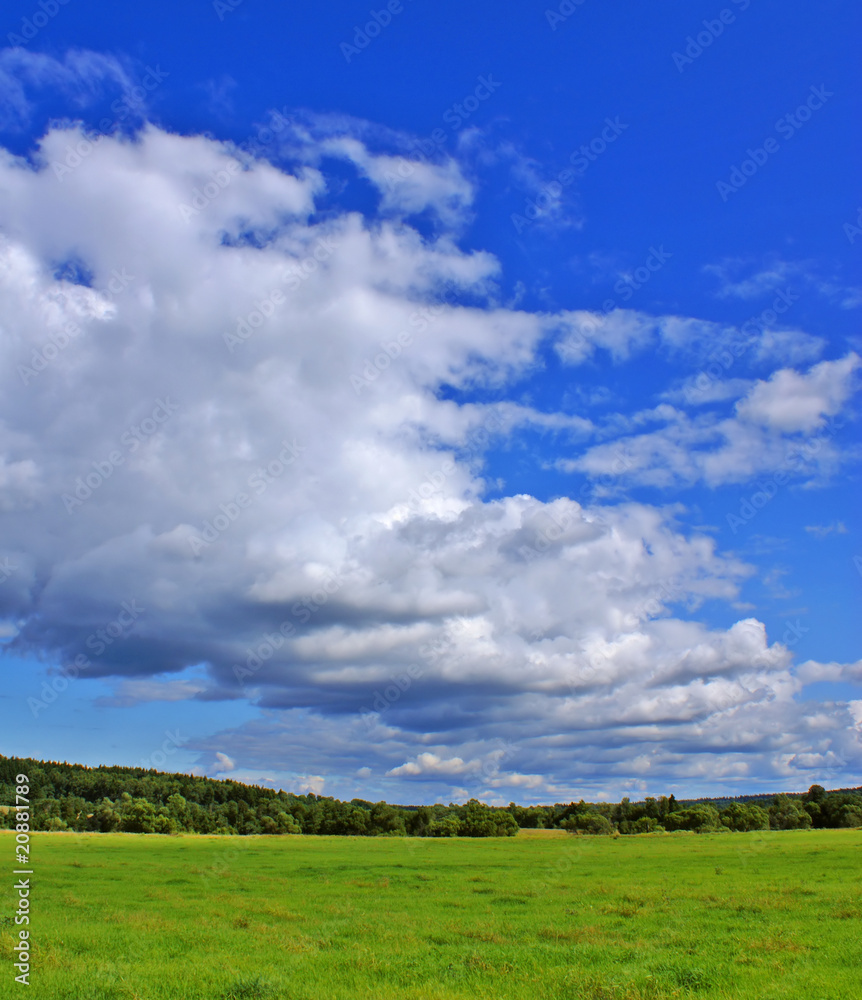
[664,805,721,833]
[768,795,812,830]
[632,816,664,834]
[720,802,769,832]
[562,812,614,835]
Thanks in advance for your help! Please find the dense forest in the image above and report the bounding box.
[2,755,860,837]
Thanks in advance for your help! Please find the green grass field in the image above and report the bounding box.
[1,828,860,999]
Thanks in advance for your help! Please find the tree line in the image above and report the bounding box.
[1,755,860,837]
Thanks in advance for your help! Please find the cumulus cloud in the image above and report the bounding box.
[0,119,858,800]
[387,752,482,778]
[567,355,859,488]
[735,354,860,433]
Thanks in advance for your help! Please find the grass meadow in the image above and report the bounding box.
[0,828,859,999]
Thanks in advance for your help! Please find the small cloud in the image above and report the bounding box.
[663,376,753,406]
[215,752,236,772]
[356,766,371,777]
[805,522,848,539]
[0,48,138,132]
[200,75,237,118]
[703,258,795,300]
[387,751,480,778]
[296,775,325,795]
[704,257,861,309]
[94,677,208,708]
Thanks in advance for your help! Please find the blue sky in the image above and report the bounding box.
[0,0,859,804]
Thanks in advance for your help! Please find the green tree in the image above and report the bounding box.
[91,797,121,832]
[369,802,406,835]
[120,796,157,833]
[768,795,812,830]
[562,812,613,835]
[631,816,664,834]
[664,804,721,833]
[428,815,460,837]
[720,802,769,832]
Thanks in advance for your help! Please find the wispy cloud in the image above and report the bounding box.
[804,522,848,539]
[0,48,138,132]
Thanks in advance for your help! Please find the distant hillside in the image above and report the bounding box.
[679,788,862,809]
[2,755,860,837]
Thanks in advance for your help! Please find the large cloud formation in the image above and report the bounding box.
[1,117,859,802]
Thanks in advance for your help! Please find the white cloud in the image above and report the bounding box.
[704,257,862,309]
[387,752,481,778]
[796,658,862,685]
[1,120,858,799]
[804,522,848,538]
[322,136,474,227]
[0,48,139,132]
[703,259,797,300]
[95,677,208,708]
[553,307,824,371]
[568,355,860,487]
[735,354,860,433]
